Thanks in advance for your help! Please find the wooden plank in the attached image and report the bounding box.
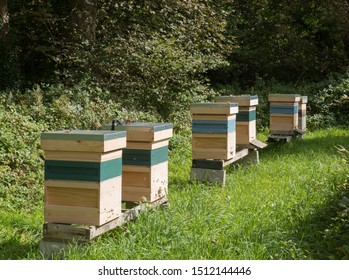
[41,130,126,141]
[105,122,174,142]
[249,139,268,149]
[236,120,256,145]
[267,135,293,143]
[42,197,168,242]
[122,161,168,202]
[190,102,239,115]
[216,95,259,106]
[126,140,169,150]
[41,137,127,153]
[192,132,235,160]
[44,177,122,226]
[45,187,99,208]
[222,149,249,167]
[44,150,122,162]
[44,204,122,226]
[268,94,301,102]
[234,149,259,165]
[191,149,251,170]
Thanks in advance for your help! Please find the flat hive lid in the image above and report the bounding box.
[190,102,239,115]
[41,130,127,152]
[268,94,301,102]
[216,95,258,106]
[42,130,126,141]
[103,122,173,142]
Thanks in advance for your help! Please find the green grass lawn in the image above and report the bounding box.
[0,128,348,260]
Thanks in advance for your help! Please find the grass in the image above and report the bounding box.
[0,128,348,260]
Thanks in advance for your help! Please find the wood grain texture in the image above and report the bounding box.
[44,150,122,162]
[41,137,126,153]
[215,95,258,106]
[44,177,122,226]
[192,132,235,160]
[268,94,301,102]
[122,162,168,202]
[190,102,239,115]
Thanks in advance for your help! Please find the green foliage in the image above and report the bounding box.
[215,75,349,131]
[211,0,349,86]
[55,0,235,119]
[0,83,159,212]
[307,76,349,129]
[0,106,45,211]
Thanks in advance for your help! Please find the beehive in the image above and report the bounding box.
[268,94,301,135]
[190,102,239,160]
[102,122,173,203]
[298,96,308,132]
[216,95,258,147]
[41,130,126,226]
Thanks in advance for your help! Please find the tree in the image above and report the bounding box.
[0,0,9,48]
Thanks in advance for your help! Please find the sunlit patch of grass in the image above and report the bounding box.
[1,128,348,260]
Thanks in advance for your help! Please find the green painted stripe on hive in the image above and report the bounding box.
[41,130,126,141]
[192,120,235,133]
[236,110,256,122]
[44,158,122,182]
[123,146,168,166]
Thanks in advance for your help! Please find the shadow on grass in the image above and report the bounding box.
[0,238,40,260]
[258,129,349,259]
[260,130,349,160]
[286,181,349,259]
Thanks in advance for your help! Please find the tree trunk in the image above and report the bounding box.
[0,0,9,47]
[70,0,97,41]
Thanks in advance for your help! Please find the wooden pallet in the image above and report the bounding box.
[267,128,306,143]
[40,196,168,258]
[190,148,260,186]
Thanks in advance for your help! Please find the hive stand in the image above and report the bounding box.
[189,102,260,186]
[267,94,305,143]
[102,122,173,204]
[40,197,168,258]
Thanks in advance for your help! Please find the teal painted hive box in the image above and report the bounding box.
[268,94,301,135]
[41,130,126,226]
[216,95,258,147]
[190,102,238,160]
[298,96,308,131]
[102,122,173,202]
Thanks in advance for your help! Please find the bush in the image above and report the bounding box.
[0,82,162,212]
[214,74,349,132]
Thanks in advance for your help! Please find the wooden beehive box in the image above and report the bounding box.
[103,122,173,203]
[268,94,301,135]
[190,102,238,160]
[216,95,258,147]
[298,96,308,131]
[41,130,126,226]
